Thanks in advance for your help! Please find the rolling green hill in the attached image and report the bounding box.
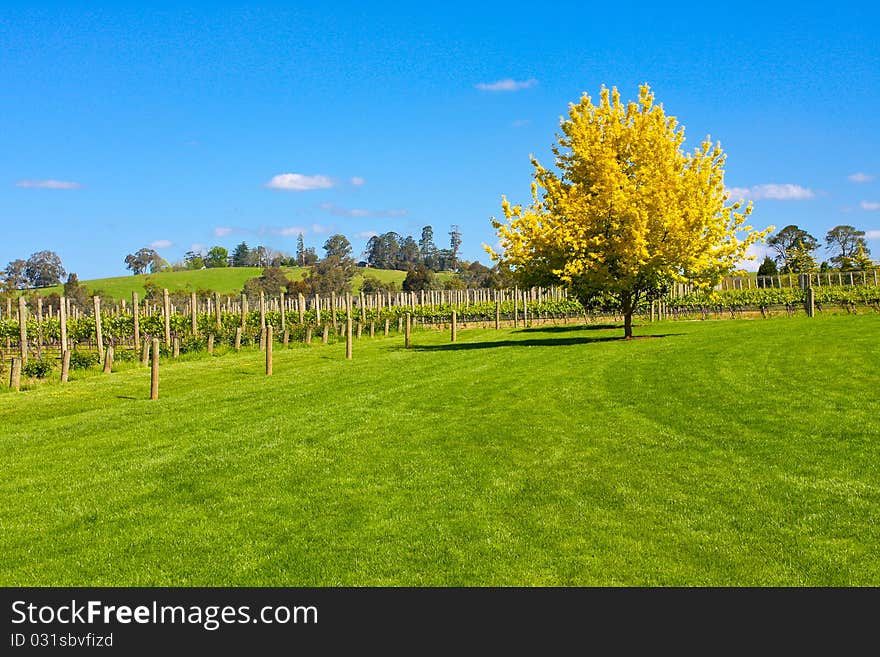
[35,266,436,299]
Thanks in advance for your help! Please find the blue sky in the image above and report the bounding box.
[2,2,878,279]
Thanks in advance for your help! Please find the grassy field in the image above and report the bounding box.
[1,314,878,585]
[35,266,441,299]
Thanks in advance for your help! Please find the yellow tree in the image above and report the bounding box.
[487,84,771,338]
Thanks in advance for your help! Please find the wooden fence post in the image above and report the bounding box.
[280,290,286,333]
[4,297,10,351]
[191,292,198,336]
[16,296,28,367]
[451,310,457,342]
[495,299,501,330]
[513,289,519,328]
[298,293,305,324]
[173,336,180,358]
[305,326,312,344]
[405,313,412,348]
[369,320,375,338]
[150,338,159,400]
[61,350,70,383]
[207,334,214,354]
[10,357,21,391]
[59,295,68,355]
[260,291,266,331]
[92,296,104,363]
[266,326,273,376]
[260,326,266,351]
[283,330,289,346]
[234,327,242,351]
[36,296,43,360]
[103,345,114,373]
[141,339,150,366]
[384,318,390,337]
[132,292,141,355]
[314,293,321,324]
[346,317,353,360]
[806,286,815,318]
[322,324,329,344]
[241,293,248,329]
[162,289,171,348]
[214,292,222,333]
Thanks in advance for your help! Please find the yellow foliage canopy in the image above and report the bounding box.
[487,84,771,335]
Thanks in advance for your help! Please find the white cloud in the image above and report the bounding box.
[865,230,880,239]
[476,78,538,92]
[311,223,332,234]
[726,187,751,199]
[512,119,530,127]
[190,243,205,253]
[150,239,173,249]
[355,230,379,239]
[265,173,334,191]
[213,226,233,237]
[276,226,307,237]
[16,179,81,189]
[350,176,366,186]
[849,172,874,183]
[736,243,773,272]
[727,184,815,201]
[320,202,407,218]
[860,201,880,211]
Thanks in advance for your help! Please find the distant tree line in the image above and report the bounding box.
[1,250,66,291]
[756,224,875,283]
[239,228,502,298]
[362,225,463,271]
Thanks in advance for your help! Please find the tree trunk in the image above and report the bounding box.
[622,292,634,339]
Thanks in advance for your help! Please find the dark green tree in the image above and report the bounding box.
[449,224,463,270]
[322,234,355,275]
[365,232,401,269]
[419,225,438,270]
[756,255,778,288]
[402,265,436,291]
[242,267,291,299]
[124,248,165,274]
[397,236,420,270]
[305,257,352,294]
[825,225,870,270]
[205,246,228,268]
[296,233,306,266]
[63,273,89,307]
[24,250,66,287]
[183,250,205,270]
[767,225,818,273]
[232,242,251,267]
[2,259,28,291]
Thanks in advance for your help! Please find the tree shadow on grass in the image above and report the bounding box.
[515,323,623,333]
[410,333,681,352]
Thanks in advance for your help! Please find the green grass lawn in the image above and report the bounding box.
[1,314,878,585]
